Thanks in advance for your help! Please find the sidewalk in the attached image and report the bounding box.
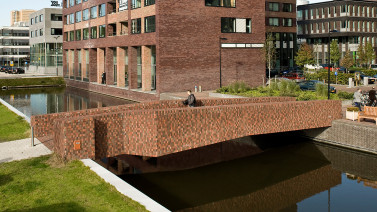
[0,138,52,164]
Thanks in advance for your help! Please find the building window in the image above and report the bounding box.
[69,0,74,7]
[75,0,81,4]
[205,0,236,8]
[131,18,141,34]
[35,17,38,24]
[221,17,251,33]
[268,2,279,12]
[282,3,292,12]
[132,0,141,9]
[99,25,106,38]
[69,13,74,24]
[145,0,155,6]
[282,18,292,27]
[76,11,82,22]
[35,30,38,37]
[120,0,128,11]
[64,32,68,41]
[30,18,33,25]
[39,14,44,22]
[269,18,279,26]
[83,9,89,21]
[90,6,98,19]
[40,29,43,36]
[51,28,63,35]
[144,16,155,33]
[99,4,106,17]
[76,29,81,40]
[69,31,74,41]
[91,26,97,39]
[83,28,89,40]
[31,31,34,38]
[51,14,62,21]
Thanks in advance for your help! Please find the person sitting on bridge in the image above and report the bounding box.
[368,87,376,107]
[183,90,196,107]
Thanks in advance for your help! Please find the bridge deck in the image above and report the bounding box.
[31,97,342,160]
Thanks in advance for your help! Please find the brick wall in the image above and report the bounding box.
[31,97,341,160]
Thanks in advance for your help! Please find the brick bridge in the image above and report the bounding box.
[31,97,342,160]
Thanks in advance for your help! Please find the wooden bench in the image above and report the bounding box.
[358,106,377,125]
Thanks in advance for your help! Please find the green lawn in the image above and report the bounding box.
[0,103,30,142]
[0,155,148,212]
[0,77,65,87]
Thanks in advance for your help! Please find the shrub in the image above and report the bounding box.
[216,81,251,94]
[346,107,359,112]
[315,83,328,97]
[338,91,354,100]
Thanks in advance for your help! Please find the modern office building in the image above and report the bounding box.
[265,0,297,70]
[297,0,377,65]
[62,0,266,100]
[29,8,63,76]
[0,24,30,67]
[11,10,36,26]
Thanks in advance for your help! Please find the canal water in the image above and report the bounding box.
[0,87,135,117]
[105,135,377,212]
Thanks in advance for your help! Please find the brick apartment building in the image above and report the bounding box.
[62,0,266,100]
[265,0,297,70]
[297,0,377,65]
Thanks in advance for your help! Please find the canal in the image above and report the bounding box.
[102,135,377,212]
[0,87,135,117]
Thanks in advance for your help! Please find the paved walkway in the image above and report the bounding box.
[0,138,52,164]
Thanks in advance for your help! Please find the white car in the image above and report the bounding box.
[371,64,377,70]
[304,64,323,70]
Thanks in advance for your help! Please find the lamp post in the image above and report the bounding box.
[54,36,60,76]
[328,29,338,100]
[219,37,228,88]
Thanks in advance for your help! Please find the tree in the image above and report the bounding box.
[340,49,354,73]
[261,33,277,87]
[295,43,314,71]
[365,42,376,69]
[330,40,341,67]
[357,43,366,67]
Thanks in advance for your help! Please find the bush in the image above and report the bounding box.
[347,107,359,112]
[338,91,354,100]
[216,81,251,94]
[315,83,328,97]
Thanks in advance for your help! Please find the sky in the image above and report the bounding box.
[0,0,53,27]
[0,0,330,27]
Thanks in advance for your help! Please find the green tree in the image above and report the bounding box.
[261,33,277,86]
[295,43,314,71]
[357,43,366,67]
[340,49,354,73]
[365,42,376,69]
[330,40,341,67]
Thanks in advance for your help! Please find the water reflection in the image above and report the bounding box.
[100,135,377,211]
[0,87,135,117]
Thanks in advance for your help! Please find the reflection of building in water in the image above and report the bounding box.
[346,173,377,190]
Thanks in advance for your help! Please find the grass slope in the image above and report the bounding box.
[0,104,30,142]
[0,155,147,212]
[0,77,65,87]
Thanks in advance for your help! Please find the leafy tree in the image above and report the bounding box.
[357,43,366,67]
[261,33,277,86]
[330,40,341,67]
[365,42,376,69]
[340,49,354,73]
[295,43,314,71]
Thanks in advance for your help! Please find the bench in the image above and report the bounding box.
[358,106,377,125]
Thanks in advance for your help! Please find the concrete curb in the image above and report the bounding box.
[0,97,30,123]
[81,159,170,212]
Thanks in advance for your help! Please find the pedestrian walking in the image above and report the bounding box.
[353,88,362,111]
[368,87,376,106]
[101,72,106,84]
[183,90,196,107]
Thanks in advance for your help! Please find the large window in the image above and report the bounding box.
[76,11,82,22]
[99,4,106,17]
[51,28,63,35]
[132,0,141,9]
[99,25,106,38]
[205,0,236,8]
[39,14,44,22]
[90,6,98,19]
[144,16,155,33]
[119,0,128,11]
[69,0,74,7]
[282,18,292,27]
[83,9,89,21]
[282,3,292,12]
[268,2,279,12]
[221,18,251,33]
[91,26,97,39]
[131,18,141,34]
[269,18,279,26]
[51,14,62,21]
[76,29,81,40]
[145,0,155,6]
[75,0,81,4]
[83,28,89,40]
[69,13,74,24]
[69,31,74,41]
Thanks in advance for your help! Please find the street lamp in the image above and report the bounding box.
[219,37,228,88]
[54,36,61,76]
[328,29,338,100]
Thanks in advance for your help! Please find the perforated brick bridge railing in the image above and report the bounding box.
[31,97,342,160]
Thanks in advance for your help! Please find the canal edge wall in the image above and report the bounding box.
[302,119,377,154]
[0,97,30,123]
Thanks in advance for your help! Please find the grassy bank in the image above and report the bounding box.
[0,77,65,87]
[0,155,147,211]
[0,103,30,142]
